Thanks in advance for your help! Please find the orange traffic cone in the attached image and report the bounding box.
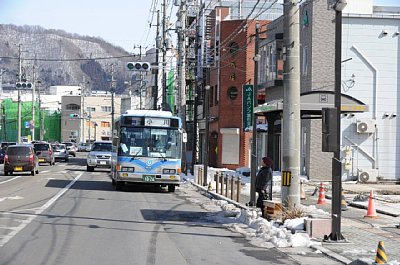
[364,190,379,218]
[317,182,326,205]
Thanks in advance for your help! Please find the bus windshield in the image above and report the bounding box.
[118,126,181,159]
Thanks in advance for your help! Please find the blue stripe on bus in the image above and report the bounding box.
[117,157,180,172]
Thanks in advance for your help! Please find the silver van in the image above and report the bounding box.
[86,141,112,172]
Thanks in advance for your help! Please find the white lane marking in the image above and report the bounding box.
[39,172,83,210]
[0,176,22,185]
[0,171,84,247]
[0,196,24,202]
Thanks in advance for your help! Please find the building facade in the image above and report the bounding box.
[257,0,400,181]
[61,95,121,143]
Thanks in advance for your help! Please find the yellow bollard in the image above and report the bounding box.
[375,241,388,264]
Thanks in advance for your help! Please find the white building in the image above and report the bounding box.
[341,1,400,181]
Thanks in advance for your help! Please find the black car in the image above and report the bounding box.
[0,148,6,164]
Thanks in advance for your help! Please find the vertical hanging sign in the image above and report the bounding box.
[242,84,254,131]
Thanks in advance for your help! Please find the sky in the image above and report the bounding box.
[0,0,398,53]
[0,0,174,53]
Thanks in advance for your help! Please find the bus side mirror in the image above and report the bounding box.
[182,132,187,143]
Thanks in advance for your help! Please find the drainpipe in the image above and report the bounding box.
[350,45,378,169]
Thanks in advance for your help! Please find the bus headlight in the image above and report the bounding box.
[163,168,176,174]
[122,167,135,172]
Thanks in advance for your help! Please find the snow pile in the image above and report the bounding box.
[197,198,318,249]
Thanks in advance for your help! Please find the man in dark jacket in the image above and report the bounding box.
[255,157,273,210]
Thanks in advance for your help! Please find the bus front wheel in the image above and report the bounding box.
[115,181,124,191]
[168,185,176,193]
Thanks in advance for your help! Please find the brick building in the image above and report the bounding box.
[206,6,270,170]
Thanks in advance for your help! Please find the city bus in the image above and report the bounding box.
[111,110,186,192]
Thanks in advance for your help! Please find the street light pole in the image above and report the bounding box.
[326,0,347,242]
[250,23,261,206]
[110,63,116,141]
[31,66,36,142]
[203,84,210,187]
[17,44,22,143]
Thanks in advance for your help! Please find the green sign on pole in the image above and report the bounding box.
[242,84,254,131]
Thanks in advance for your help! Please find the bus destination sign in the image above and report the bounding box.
[144,117,171,127]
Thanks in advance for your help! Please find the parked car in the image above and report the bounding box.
[62,142,77,157]
[33,142,55,166]
[86,141,112,172]
[4,144,39,176]
[51,143,69,162]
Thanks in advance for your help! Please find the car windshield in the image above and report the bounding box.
[91,143,112,152]
[34,144,50,151]
[7,146,31,155]
[52,145,65,151]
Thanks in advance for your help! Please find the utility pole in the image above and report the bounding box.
[177,0,187,171]
[0,69,6,140]
[153,10,160,110]
[250,23,261,206]
[177,1,187,120]
[31,66,36,142]
[38,80,43,141]
[88,108,91,144]
[110,63,116,141]
[192,22,201,173]
[281,0,301,208]
[81,76,86,144]
[17,44,22,143]
[162,0,167,110]
[0,69,5,95]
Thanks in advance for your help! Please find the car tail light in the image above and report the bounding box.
[116,164,121,171]
[29,154,34,164]
[4,155,9,164]
[49,149,53,155]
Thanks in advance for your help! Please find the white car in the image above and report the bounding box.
[78,142,90,152]
[86,141,112,172]
[62,142,77,157]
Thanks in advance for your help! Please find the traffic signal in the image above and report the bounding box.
[126,62,151,71]
[15,82,32,89]
[69,114,79,118]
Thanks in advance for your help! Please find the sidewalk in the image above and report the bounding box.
[192,175,400,264]
[303,181,400,263]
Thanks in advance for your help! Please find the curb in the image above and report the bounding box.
[189,181,249,210]
[189,180,353,264]
[310,245,352,264]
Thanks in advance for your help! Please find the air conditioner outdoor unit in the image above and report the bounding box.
[356,119,376,134]
[358,169,378,183]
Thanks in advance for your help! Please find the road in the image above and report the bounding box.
[0,153,337,265]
